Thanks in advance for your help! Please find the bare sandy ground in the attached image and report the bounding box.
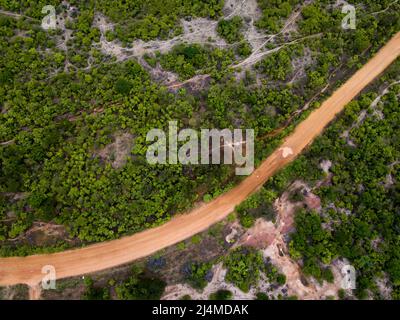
[0,33,399,297]
[162,184,338,300]
[162,262,257,300]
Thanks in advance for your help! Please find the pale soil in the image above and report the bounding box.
[384,160,399,189]
[0,192,28,202]
[162,262,255,300]
[320,160,332,174]
[50,2,78,72]
[384,173,395,188]
[289,47,314,84]
[224,0,265,50]
[94,15,226,62]
[375,274,392,299]
[162,181,328,300]
[162,260,288,300]
[53,1,71,51]
[0,9,36,21]
[7,222,68,242]
[231,2,316,70]
[2,3,399,300]
[235,183,322,297]
[258,187,342,300]
[262,245,343,300]
[0,32,399,298]
[94,0,263,62]
[0,284,29,300]
[370,80,400,108]
[240,189,340,299]
[239,218,277,249]
[1,1,311,88]
[28,284,41,300]
[371,0,399,16]
[225,221,241,244]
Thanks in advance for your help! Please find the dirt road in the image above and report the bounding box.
[1,32,400,288]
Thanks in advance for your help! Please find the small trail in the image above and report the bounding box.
[162,183,340,300]
[167,6,315,89]
[341,79,400,144]
[95,0,309,88]
[167,74,210,90]
[371,0,399,16]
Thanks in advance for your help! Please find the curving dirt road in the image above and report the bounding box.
[1,32,400,288]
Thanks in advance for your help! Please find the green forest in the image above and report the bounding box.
[0,0,399,301]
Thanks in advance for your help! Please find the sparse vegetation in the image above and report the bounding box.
[235,188,277,228]
[217,16,243,43]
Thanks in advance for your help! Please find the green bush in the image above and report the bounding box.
[185,262,213,290]
[217,16,243,43]
[209,289,233,300]
[224,247,264,292]
[116,268,166,300]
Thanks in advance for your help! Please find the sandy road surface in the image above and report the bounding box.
[1,32,400,289]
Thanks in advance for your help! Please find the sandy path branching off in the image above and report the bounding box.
[94,0,261,62]
[0,32,399,290]
[161,262,258,300]
[95,0,309,83]
[0,9,38,21]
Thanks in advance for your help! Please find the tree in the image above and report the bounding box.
[116,268,166,300]
[82,277,110,300]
